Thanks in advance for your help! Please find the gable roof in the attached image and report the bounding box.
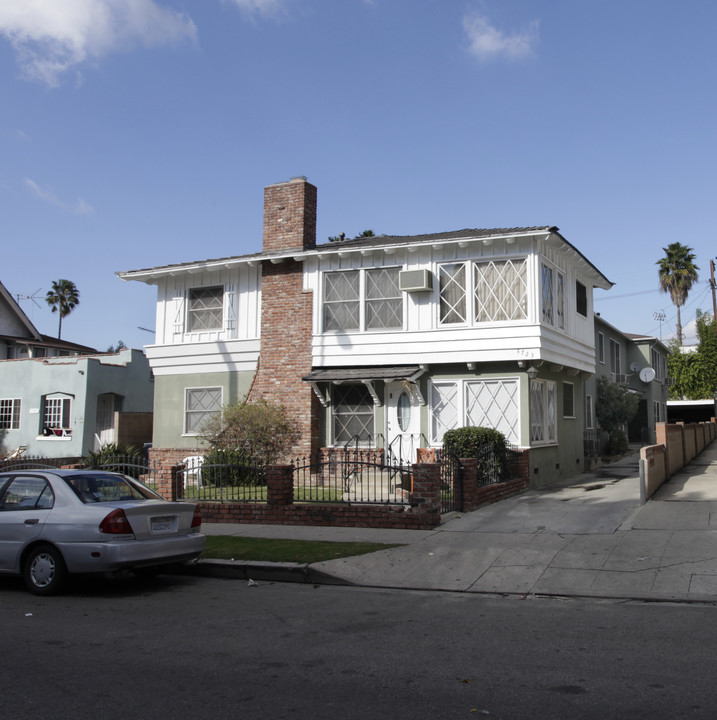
[118,225,612,289]
[0,279,42,340]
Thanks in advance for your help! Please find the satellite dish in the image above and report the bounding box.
[630,361,641,373]
[639,367,656,383]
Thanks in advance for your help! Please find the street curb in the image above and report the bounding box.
[174,559,352,585]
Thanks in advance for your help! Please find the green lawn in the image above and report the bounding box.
[203,536,402,564]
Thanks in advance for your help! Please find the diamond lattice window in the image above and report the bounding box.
[464,380,520,445]
[333,384,374,443]
[185,387,222,434]
[365,267,402,329]
[439,264,467,324]
[473,260,528,322]
[187,286,223,332]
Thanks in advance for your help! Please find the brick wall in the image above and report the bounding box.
[247,177,320,458]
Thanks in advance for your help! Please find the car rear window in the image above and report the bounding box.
[63,474,161,503]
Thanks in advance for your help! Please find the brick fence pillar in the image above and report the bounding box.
[460,458,478,511]
[410,462,441,517]
[266,465,294,506]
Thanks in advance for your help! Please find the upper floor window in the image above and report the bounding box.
[651,347,667,380]
[187,286,223,332]
[184,387,223,435]
[576,281,587,317]
[598,332,605,363]
[609,339,621,374]
[440,259,528,325]
[541,264,554,325]
[323,268,402,332]
[0,398,20,430]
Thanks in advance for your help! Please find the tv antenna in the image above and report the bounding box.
[15,289,43,309]
[137,326,155,335]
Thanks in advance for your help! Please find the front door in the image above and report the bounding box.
[385,381,421,465]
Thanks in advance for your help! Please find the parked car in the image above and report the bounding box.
[0,469,206,595]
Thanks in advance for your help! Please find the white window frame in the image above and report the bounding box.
[429,378,521,446]
[184,387,223,436]
[186,286,224,333]
[576,280,588,317]
[439,259,529,327]
[0,398,21,430]
[530,379,557,446]
[609,339,621,375]
[42,394,72,436]
[322,267,403,333]
[541,263,554,326]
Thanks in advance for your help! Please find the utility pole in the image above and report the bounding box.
[711,259,717,339]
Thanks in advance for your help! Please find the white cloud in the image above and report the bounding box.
[25,177,94,215]
[225,0,288,17]
[463,12,539,61]
[0,0,197,87]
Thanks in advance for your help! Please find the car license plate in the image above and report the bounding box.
[151,517,174,534]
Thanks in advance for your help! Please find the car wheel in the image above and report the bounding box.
[24,545,67,596]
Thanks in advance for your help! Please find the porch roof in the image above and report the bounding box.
[302,365,423,383]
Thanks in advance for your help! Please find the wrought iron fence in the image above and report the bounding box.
[177,457,267,502]
[436,449,463,513]
[584,429,603,458]
[293,451,412,505]
[0,455,66,472]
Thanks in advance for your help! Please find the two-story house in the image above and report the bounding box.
[587,315,670,446]
[119,177,613,483]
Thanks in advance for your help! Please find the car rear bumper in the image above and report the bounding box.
[57,532,206,573]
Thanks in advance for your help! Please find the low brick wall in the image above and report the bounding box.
[460,450,530,512]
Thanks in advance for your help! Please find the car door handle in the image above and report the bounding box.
[24,518,40,525]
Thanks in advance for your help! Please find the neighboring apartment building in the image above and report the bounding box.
[0,279,154,458]
[587,316,670,445]
[119,177,614,483]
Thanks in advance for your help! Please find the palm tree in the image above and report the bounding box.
[657,243,699,345]
[45,279,80,339]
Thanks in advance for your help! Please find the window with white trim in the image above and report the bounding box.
[0,398,20,430]
[541,264,554,325]
[42,395,71,436]
[332,384,375,443]
[187,286,223,332]
[323,268,402,332]
[651,347,667,381]
[430,378,520,445]
[609,339,621,374]
[557,273,565,329]
[563,382,574,418]
[440,259,528,325]
[576,281,587,317]
[530,379,557,445]
[184,387,223,435]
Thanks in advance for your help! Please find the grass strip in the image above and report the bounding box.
[203,536,403,564]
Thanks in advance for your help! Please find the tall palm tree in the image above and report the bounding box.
[657,243,699,345]
[45,279,80,340]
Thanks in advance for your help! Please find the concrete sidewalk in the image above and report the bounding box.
[196,443,717,602]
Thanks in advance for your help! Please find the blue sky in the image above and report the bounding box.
[1,0,716,351]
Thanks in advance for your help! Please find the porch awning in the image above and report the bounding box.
[302,365,423,383]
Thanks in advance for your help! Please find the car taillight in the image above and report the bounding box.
[99,508,133,535]
[191,506,202,528]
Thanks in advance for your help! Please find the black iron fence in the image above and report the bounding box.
[176,457,267,502]
[293,451,412,505]
[437,449,463,513]
[584,429,603,458]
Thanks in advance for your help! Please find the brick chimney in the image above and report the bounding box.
[248,177,320,458]
[262,176,317,252]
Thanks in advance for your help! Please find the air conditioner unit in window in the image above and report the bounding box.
[399,269,433,292]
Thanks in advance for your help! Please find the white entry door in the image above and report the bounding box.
[385,381,421,465]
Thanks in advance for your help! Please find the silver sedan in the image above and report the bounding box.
[0,469,206,595]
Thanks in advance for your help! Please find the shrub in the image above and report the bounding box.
[200,447,264,487]
[82,443,145,478]
[199,399,299,465]
[442,426,509,480]
[606,428,628,456]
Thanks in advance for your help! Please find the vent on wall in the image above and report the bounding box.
[399,269,433,292]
